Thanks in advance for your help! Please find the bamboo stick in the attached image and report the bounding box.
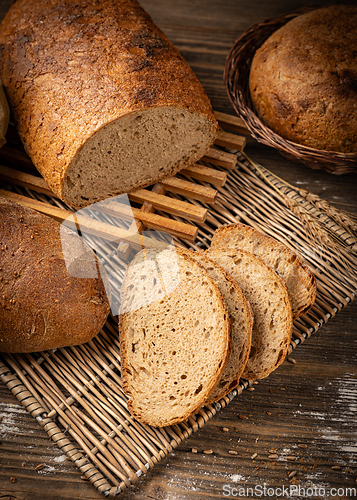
[0,189,164,250]
[160,176,217,203]
[214,111,250,135]
[215,130,246,151]
[181,163,227,187]
[128,189,207,222]
[202,147,236,170]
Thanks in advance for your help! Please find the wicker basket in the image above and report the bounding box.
[224,7,357,175]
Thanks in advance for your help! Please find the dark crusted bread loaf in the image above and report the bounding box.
[119,247,230,427]
[249,5,357,153]
[0,0,218,209]
[0,85,9,149]
[211,222,316,319]
[0,198,110,352]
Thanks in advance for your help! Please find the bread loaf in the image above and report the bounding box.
[0,0,218,209]
[190,252,253,403]
[0,198,110,352]
[211,222,316,318]
[249,5,357,153]
[206,248,292,381]
[119,247,230,427]
[0,84,9,149]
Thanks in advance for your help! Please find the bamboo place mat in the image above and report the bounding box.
[0,113,356,497]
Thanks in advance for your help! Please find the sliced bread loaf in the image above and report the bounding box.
[0,0,218,209]
[119,247,230,427]
[206,248,293,381]
[191,251,253,403]
[211,222,316,318]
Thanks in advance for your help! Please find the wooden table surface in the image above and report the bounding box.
[0,0,356,499]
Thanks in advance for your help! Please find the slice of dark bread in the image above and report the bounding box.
[211,222,316,318]
[206,248,293,381]
[191,251,253,403]
[119,247,230,427]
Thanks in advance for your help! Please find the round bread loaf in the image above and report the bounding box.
[249,5,357,153]
[0,0,218,209]
[0,198,110,353]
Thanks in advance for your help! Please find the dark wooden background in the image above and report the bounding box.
[0,0,356,499]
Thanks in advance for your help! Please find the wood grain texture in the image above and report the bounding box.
[0,0,356,498]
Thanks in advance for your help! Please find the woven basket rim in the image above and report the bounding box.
[224,5,357,174]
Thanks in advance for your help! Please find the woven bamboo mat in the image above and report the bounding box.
[0,114,356,498]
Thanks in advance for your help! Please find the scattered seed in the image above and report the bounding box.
[203,449,213,455]
[332,465,341,470]
[253,381,259,385]
[287,456,297,462]
[35,463,45,470]
[287,357,296,364]
[288,470,297,479]
[239,415,249,420]
[191,448,198,454]
[247,387,255,392]
[229,450,238,455]
[298,443,307,448]
[269,448,277,453]
[269,454,278,459]
[222,427,230,432]
[251,453,258,459]
[10,477,17,483]
[266,412,272,416]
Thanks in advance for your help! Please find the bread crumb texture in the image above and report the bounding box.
[0,0,218,208]
[119,247,230,427]
[206,248,293,381]
[211,222,316,318]
[249,5,357,152]
[191,251,253,403]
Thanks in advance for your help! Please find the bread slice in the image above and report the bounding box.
[206,248,293,381]
[191,251,253,403]
[119,247,230,427]
[211,222,316,318]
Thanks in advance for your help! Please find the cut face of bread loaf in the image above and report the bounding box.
[119,247,230,427]
[0,198,110,353]
[191,252,253,403]
[0,0,218,209]
[206,248,292,381]
[211,222,316,318]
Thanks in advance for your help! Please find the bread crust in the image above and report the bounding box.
[206,247,293,381]
[0,198,110,352]
[0,0,218,206]
[190,251,253,403]
[211,222,316,318]
[249,5,357,153]
[119,246,231,427]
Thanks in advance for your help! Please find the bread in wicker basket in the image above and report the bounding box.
[224,6,357,174]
